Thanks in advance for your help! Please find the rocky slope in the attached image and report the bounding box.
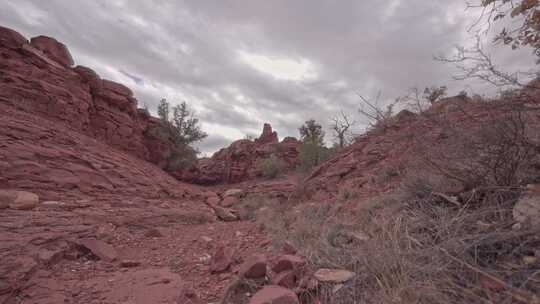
[303,94,540,204]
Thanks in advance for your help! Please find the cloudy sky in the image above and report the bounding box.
[1,0,536,155]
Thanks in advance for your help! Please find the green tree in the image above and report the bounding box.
[157,99,170,122]
[298,119,329,171]
[152,99,207,171]
[157,99,207,146]
[299,119,325,146]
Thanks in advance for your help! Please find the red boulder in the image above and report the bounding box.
[0,26,27,49]
[210,245,234,274]
[30,35,74,67]
[239,254,267,279]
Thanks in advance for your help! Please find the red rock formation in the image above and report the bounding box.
[303,94,540,203]
[0,26,186,175]
[195,124,301,184]
[0,26,301,185]
[0,103,194,200]
[255,123,278,144]
[30,36,74,67]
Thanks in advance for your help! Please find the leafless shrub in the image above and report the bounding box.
[357,92,399,131]
[436,35,536,89]
[330,111,356,148]
[415,101,538,190]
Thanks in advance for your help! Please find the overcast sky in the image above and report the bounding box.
[1,0,536,155]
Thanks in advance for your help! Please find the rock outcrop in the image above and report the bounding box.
[195,124,301,184]
[0,103,194,200]
[0,26,186,179]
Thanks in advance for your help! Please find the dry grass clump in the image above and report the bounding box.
[256,154,287,179]
[235,194,281,220]
[353,187,540,304]
[258,183,539,304]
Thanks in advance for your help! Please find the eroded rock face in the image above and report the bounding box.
[0,25,28,49]
[196,124,301,184]
[0,103,194,200]
[30,35,74,67]
[0,26,184,179]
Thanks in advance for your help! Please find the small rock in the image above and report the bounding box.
[210,245,234,274]
[523,255,537,265]
[145,228,164,238]
[0,190,40,210]
[206,196,220,206]
[249,285,299,304]
[214,206,238,222]
[177,286,204,304]
[201,191,219,199]
[239,255,267,279]
[271,270,296,288]
[272,255,305,274]
[221,196,239,207]
[345,230,369,242]
[201,236,213,243]
[120,260,141,268]
[37,248,64,265]
[199,253,211,263]
[314,268,355,283]
[526,183,540,193]
[224,189,243,197]
[513,194,540,226]
[260,239,272,247]
[78,238,118,262]
[282,241,297,255]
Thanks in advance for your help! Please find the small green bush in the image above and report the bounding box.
[298,142,331,172]
[145,124,198,171]
[256,154,286,179]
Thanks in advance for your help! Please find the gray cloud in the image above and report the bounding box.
[1,0,535,154]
